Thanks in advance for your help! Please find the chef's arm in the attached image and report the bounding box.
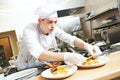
[38,51,86,66]
[38,51,64,61]
[38,38,86,61]
[74,38,102,55]
[74,38,86,49]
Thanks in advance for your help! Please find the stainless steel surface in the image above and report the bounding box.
[117,0,120,15]
[57,16,81,33]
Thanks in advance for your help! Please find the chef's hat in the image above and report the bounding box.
[34,6,58,19]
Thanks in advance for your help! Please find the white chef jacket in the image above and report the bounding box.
[15,23,77,70]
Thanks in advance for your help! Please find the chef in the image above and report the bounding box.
[14,6,102,71]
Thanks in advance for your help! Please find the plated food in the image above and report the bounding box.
[51,65,69,76]
[41,65,77,79]
[82,56,100,65]
[79,56,109,68]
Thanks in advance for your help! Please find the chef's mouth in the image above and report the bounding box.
[49,29,54,31]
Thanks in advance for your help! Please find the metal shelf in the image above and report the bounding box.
[93,20,120,30]
[86,7,118,21]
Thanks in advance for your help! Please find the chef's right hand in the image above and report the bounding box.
[64,52,86,66]
[84,43,102,56]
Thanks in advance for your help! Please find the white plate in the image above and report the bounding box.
[5,68,38,80]
[41,65,77,79]
[79,56,109,68]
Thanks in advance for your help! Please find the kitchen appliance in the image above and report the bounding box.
[107,27,120,44]
[57,16,81,34]
[117,0,120,15]
[56,16,82,52]
[94,25,120,51]
[94,33,104,41]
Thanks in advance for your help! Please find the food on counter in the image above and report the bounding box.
[44,61,60,68]
[82,56,100,65]
[44,64,52,68]
[50,65,69,75]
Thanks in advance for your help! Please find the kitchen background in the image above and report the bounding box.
[0,0,120,67]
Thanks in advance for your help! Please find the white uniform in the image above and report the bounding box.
[15,23,77,70]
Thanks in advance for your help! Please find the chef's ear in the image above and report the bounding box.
[38,18,44,23]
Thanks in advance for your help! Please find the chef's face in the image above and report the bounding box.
[38,18,58,35]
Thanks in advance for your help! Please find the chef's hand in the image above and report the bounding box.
[64,52,86,66]
[84,43,102,56]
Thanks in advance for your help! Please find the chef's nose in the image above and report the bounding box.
[51,23,56,28]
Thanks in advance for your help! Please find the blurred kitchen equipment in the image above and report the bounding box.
[117,0,120,16]
[5,68,38,80]
[56,16,82,52]
[4,65,17,76]
[57,16,81,34]
[107,15,119,21]
[86,10,95,19]
[107,27,120,44]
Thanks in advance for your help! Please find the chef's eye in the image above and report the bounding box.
[55,21,57,24]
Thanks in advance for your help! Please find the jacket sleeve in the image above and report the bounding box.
[54,27,77,47]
